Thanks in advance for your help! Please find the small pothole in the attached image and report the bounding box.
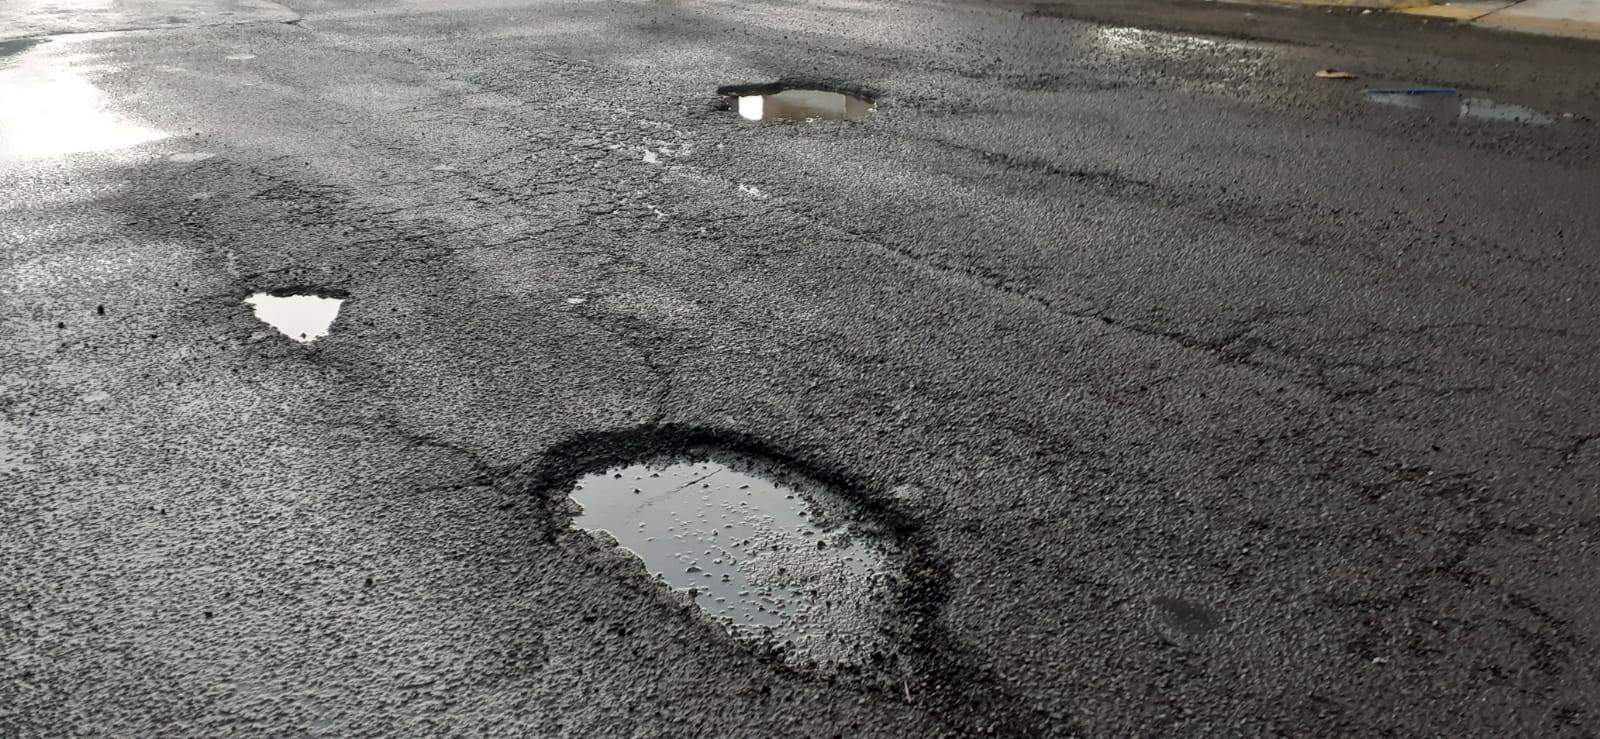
[565,454,904,669]
[245,291,343,343]
[720,86,874,122]
[1149,595,1220,645]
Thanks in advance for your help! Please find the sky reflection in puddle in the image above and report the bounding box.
[569,458,899,665]
[731,89,873,122]
[0,42,167,161]
[245,293,343,343]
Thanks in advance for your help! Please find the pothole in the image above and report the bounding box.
[1364,87,1559,126]
[244,292,343,343]
[720,86,874,122]
[564,453,905,670]
[1149,596,1221,646]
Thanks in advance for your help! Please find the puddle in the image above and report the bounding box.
[1,39,43,61]
[244,292,342,343]
[567,456,901,666]
[1458,97,1557,126]
[1364,88,1556,126]
[0,42,168,161]
[725,89,873,122]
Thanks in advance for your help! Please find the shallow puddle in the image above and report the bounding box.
[567,457,899,666]
[0,41,168,161]
[245,292,342,343]
[1364,88,1556,126]
[728,89,873,122]
[1458,97,1556,126]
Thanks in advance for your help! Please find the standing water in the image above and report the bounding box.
[245,293,342,343]
[567,457,901,667]
[1363,88,1557,126]
[727,89,873,122]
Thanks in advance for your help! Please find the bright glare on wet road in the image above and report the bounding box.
[0,42,167,160]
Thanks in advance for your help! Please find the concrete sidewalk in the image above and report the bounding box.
[1237,0,1600,40]
[1403,0,1600,39]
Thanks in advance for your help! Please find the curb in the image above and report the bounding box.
[1220,0,1434,8]
[1466,10,1600,40]
[1394,1,1515,21]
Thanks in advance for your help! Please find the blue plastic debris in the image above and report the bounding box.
[1363,87,1459,95]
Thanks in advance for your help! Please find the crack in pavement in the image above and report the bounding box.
[569,305,677,428]
[779,191,1491,403]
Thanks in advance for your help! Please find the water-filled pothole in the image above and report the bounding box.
[1364,88,1558,126]
[245,292,342,343]
[566,455,902,667]
[721,87,874,122]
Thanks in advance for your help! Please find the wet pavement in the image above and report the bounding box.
[3,0,1600,736]
[0,0,297,40]
[0,39,168,160]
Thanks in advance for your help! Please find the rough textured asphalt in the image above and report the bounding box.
[3,0,1600,735]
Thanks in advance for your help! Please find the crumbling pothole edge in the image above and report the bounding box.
[714,78,883,115]
[503,422,1056,735]
[715,78,882,102]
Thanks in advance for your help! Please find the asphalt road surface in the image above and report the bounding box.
[4,0,1599,735]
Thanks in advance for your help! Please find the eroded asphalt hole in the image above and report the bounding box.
[566,455,904,669]
[245,292,343,343]
[719,84,874,122]
[1150,595,1221,646]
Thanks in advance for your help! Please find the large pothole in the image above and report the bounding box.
[718,83,875,122]
[558,448,907,672]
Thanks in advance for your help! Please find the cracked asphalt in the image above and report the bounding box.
[4,0,1600,735]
